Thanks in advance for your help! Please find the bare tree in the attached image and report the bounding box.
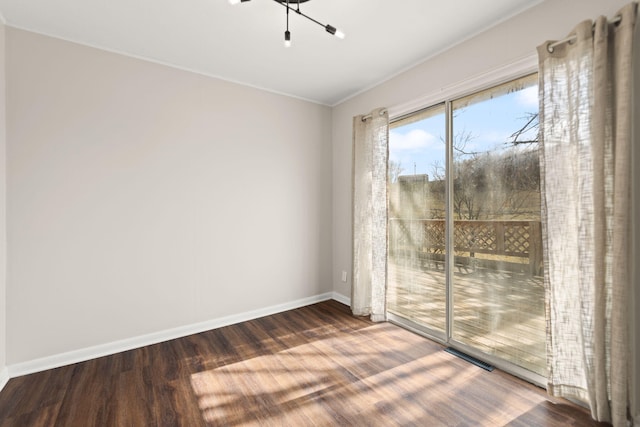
[508,113,539,145]
[425,113,541,220]
[388,160,404,183]
[395,110,541,221]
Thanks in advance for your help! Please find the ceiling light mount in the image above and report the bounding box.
[229,0,345,46]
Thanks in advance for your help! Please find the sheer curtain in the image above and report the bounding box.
[537,3,637,426]
[352,108,388,322]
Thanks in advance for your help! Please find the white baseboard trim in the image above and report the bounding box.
[7,292,335,380]
[0,367,9,391]
[331,292,351,306]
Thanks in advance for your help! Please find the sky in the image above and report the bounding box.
[389,84,539,179]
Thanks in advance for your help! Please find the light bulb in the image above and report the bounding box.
[325,25,345,40]
[284,31,291,48]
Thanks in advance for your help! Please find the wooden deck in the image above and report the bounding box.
[387,259,546,377]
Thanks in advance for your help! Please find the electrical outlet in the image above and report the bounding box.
[341,271,348,282]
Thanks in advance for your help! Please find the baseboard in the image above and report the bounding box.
[8,292,335,379]
[331,291,351,306]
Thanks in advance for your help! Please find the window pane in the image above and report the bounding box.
[451,74,545,376]
[387,104,447,334]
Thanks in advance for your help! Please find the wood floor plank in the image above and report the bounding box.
[0,299,608,426]
[107,370,154,427]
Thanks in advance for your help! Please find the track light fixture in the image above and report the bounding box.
[228,0,345,47]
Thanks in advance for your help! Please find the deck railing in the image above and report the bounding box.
[389,219,543,275]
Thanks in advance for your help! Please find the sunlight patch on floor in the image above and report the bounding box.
[190,323,546,426]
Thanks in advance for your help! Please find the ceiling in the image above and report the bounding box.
[0,0,542,106]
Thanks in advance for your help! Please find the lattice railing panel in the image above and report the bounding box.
[454,222,497,253]
[423,221,445,253]
[389,219,543,275]
[504,224,531,255]
[389,219,536,257]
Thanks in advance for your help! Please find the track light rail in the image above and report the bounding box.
[229,0,345,46]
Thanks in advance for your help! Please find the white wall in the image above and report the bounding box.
[330,0,637,416]
[6,28,333,364]
[0,21,7,379]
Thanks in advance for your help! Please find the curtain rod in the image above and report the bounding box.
[361,109,388,122]
[547,15,622,52]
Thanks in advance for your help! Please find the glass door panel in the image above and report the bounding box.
[450,74,545,376]
[387,104,447,335]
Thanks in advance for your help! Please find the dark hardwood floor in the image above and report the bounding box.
[0,300,608,426]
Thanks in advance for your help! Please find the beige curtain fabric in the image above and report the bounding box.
[352,108,388,322]
[537,3,637,426]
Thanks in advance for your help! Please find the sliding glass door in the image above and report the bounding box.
[387,104,447,337]
[387,74,546,380]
